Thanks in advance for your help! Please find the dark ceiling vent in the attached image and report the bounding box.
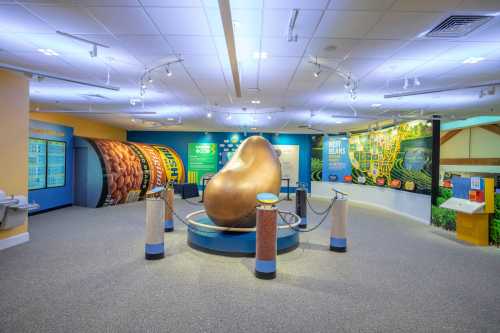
[425,15,493,38]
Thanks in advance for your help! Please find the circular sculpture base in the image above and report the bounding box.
[187,215,299,257]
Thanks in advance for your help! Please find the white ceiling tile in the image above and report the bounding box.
[405,59,461,77]
[20,32,92,55]
[24,5,108,34]
[438,42,500,61]
[263,9,323,37]
[348,39,406,59]
[117,35,173,56]
[366,12,444,39]
[464,17,500,42]
[306,38,358,59]
[71,1,140,5]
[167,35,217,55]
[0,33,37,52]
[231,8,262,37]
[145,7,210,35]
[261,37,309,57]
[315,11,383,38]
[391,0,462,12]
[88,6,158,35]
[391,40,456,60]
[457,0,500,11]
[264,0,329,10]
[0,4,53,33]
[142,0,202,6]
[329,0,395,10]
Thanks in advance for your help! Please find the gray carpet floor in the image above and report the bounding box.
[1,196,499,333]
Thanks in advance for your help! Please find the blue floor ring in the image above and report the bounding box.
[187,216,299,257]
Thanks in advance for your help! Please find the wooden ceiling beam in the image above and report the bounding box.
[440,129,461,145]
[218,0,241,98]
[480,124,500,136]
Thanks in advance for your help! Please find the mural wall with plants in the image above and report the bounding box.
[311,135,323,181]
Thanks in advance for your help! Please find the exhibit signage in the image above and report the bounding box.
[322,136,351,182]
[47,141,66,188]
[311,135,323,181]
[273,145,299,185]
[322,120,432,194]
[188,143,218,185]
[28,138,47,190]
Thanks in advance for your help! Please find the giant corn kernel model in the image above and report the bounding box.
[203,136,281,228]
[74,137,184,208]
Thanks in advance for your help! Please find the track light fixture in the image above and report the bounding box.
[165,66,172,77]
[414,77,421,86]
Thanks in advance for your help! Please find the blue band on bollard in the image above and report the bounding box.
[255,259,276,273]
[330,237,347,252]
[145,242,164,254]
[164,220,173,229]
[299,217,307,226]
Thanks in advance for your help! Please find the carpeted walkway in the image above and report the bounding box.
[1,196,499,332]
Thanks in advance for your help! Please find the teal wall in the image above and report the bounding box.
[127,131,311,191]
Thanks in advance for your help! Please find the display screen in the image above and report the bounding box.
[47,140,66,188]
[28,138,47,190]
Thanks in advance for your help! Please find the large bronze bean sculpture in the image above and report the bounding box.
[204,136,281,228]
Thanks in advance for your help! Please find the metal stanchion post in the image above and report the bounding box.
[295,183,307,228]
[145,187,166,260]
[255,193,279,280]
[330,191,348,252]
[164,186,174,232]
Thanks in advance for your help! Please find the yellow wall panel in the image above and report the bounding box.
[29,112,126,141]
[440,128,470,159]
[470,127,500,158]
[0,70,29,240]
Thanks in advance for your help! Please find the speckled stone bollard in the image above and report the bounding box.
[255,204,278,280]
[164,187,174,232]
[330,197,348,252]
[145,195,165,260]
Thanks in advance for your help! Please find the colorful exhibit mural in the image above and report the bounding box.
[74,138,185,207]
[323,120,433,194]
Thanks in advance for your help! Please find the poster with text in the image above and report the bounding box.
[188,143,218,185]
[28,138,47,190]
[322,136,351,182]
[273,145,299,185]
[47,141,66,188]
[311,135,323,181]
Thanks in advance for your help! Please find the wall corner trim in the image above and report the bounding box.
[0,232,30,251]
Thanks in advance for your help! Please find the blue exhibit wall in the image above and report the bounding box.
[127,131,311,191]
[28,120,74,212]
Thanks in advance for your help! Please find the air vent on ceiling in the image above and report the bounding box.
[425,15,493,38]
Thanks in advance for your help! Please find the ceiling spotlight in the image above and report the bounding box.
[414,77,421,86]
[313,70,321,78]
[251,100,260,104]
[253,51,268,60]
[226,113,232,120]
[206,111,212,118]
[403,77,409,90]
[267,114,272,120]
[89,44,98,58]
[148,77,153,83]
[165,66,172,77]
[463,57,485,64]
[141,83,147,89]
[129,98,141,106]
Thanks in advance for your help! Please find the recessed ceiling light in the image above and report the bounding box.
[37,48,59,56]
[371,103,382,108]
[253,51,268,60]
[251,100,260,104]
[463,57,485,64]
